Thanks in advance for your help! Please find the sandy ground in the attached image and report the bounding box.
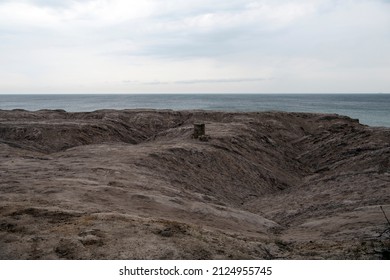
[0,109,389,259]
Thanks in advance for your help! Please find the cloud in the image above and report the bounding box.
[96,0,321,60]
[124,77,271,85]
[0,0,389,93]
[175,78,271,84]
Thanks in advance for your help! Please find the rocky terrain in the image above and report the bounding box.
[0,109,389,259]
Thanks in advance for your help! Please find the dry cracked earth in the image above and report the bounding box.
[0,109,389,259]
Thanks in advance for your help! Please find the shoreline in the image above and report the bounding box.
[1,94,389,127]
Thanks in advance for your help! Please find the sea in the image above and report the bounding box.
[0,94,389,127]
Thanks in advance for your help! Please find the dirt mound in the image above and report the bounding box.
[0,109,185,153]
[0,109,389,259]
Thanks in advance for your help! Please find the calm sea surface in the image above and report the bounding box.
[0,94,389,127]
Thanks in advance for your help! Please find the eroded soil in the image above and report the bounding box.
[1,109,389,259]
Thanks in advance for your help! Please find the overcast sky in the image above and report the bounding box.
[0,0,389,94]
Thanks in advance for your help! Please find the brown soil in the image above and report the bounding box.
[0,109,389,259]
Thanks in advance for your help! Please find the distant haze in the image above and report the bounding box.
[0,0,389,94]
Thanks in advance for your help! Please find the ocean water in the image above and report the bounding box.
[0,94,389,127]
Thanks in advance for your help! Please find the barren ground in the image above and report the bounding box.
[0,109,389,259]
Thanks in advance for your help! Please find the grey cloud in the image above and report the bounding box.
[121,24,265,59]
[124,78,270,85]
[1,0,390,93]
[0,0,89,7]
[175,78,270,84]
[107,2,297,60]
[123,80,169,85]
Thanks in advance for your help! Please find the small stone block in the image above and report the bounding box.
[193,123,205,139]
